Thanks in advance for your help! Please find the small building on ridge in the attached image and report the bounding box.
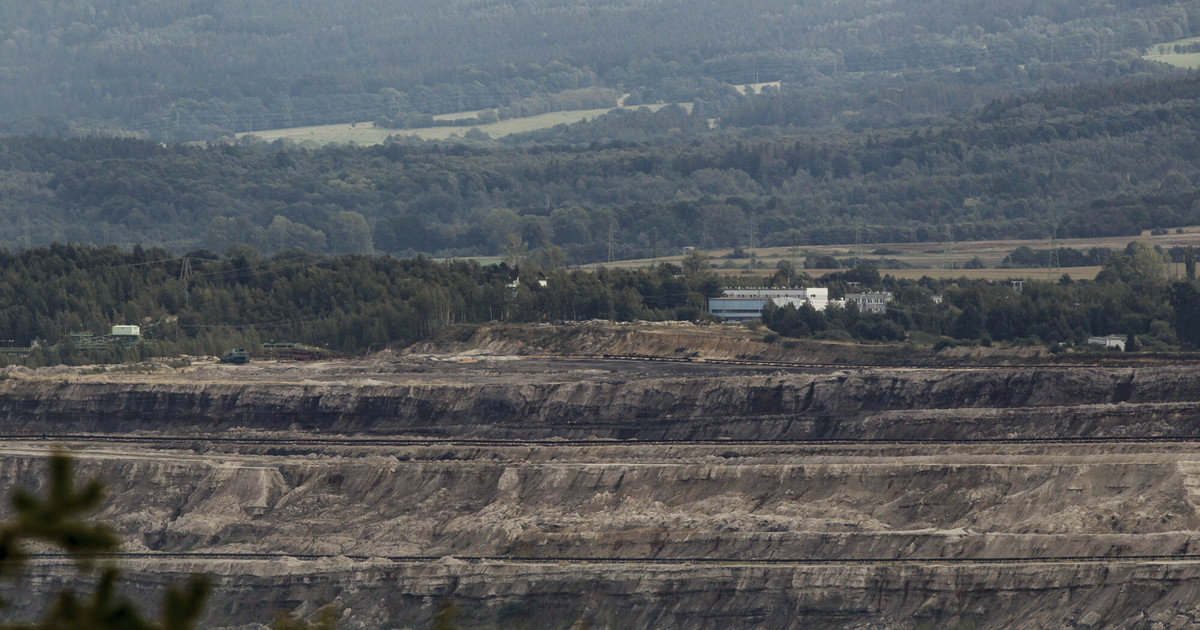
[844,292,893,314]
[1087,335,1126,351]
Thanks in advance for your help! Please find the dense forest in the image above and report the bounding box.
[0,244,720,364]
[2,72,1200,261]
[0,243,1196,368]
[1,0,1198,139]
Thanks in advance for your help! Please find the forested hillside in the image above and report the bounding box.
[1,0,1197,139]
[2,73,1200,260]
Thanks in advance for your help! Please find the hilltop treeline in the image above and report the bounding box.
[0,244,721,365]
[5,72,1200,261]
[1,243,1197,368]
[1,0,1197,139]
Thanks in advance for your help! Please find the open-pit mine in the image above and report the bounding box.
[4,323,1200,629]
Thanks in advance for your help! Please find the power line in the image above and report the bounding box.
[178,312,329,331]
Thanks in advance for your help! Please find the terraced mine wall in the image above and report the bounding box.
[4,357,1200,628]
[13,557,1200,630]
[0,365,1197,440]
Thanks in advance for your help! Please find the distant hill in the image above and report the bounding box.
[0,0,1197,140]
[2,72,1200,259]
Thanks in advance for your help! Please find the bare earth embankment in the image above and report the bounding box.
[4,323,1200,628]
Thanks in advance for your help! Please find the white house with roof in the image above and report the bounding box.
[845,291,893,314]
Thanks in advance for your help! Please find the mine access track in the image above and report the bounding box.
[25,551,1200,567]
[9,433,1200,449]
[551,352,1172,371]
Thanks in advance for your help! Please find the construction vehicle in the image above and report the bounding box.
[219,348,250,364]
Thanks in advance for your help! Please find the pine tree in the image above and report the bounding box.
[0,452,208,630]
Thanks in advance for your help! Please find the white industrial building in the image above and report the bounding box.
[111,325,141,337]
[1087,335,1126,351]
[720,288,830,309]
[707,288,830,321]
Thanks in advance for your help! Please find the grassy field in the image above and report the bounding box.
[240,102,688,146]
[739,81,782,94]
[238,78,814,146]
[1144,36,1200,68]
[584,227,1200,282]
[1143,52,1200,68]
[710,266,1104,281]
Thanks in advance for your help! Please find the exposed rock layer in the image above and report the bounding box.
[2,362,1198,440]
[3,350,1200,628]
[15,558,1200,630]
